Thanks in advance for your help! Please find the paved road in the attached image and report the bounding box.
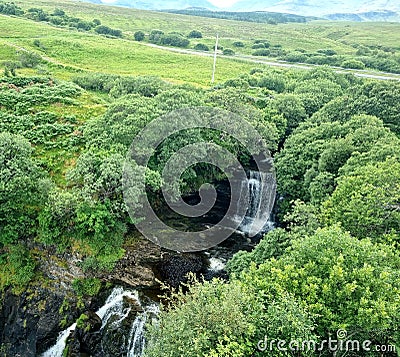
[145,43,400,82]
[3,37,400,82]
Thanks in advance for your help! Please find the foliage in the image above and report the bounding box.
[164,9,310,24]
[222,48,235,56]
[226,228,292,275]
[18,51,42,68]
[0,244,36,294]
[134,30,145,41]
[242,226,400,345]
[312,81,400,136]
[187,30,202,38]
[322,158,400,243]
[145,276,315,357]
[194,43,209,51]
[0,132,46,245]
[275,114,396,215]
[252,49,270,56]
[72,278,102,297]
[0,2,24,16]
[95,25,122,37]
[342,59,366,69]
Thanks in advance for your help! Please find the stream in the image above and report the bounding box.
[42,287,159,357]
[42,169,275,356]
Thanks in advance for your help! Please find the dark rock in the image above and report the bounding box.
[157,253,205,288]
[0,287,79,357]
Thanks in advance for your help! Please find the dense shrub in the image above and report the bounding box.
[342,59,366,69]
[149,30,164,43]
[160,34,189,48]
[222,48,235,56]
[95,25,122,37]
[232,41,245,47]
[145,277,315,357]
[0,2,24,15]
[252,49,270,56]
[188,30,202,38]
[134,30,145,41]
[194,43,210,51]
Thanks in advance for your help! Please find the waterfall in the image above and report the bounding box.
[237,170,276,237]
[127,304,159,357]
[208,257,226,271]
[41,322,77,357]
[41,287,158,357]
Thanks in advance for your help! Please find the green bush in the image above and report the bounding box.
[252,49,270,56]
[134,30,145,41]
[232,41,245,47]
[242,226,400,344]
[149,29,164,43]
[342,59,366,69]
[95,25,122,37]
[18,51,42,68]
[72,278,102,297]
[145,276,315,357]
[0,244,36,294]
[188,30,202,38]
[194,43,210,51]
[160,34,190,47]
[222,48,235,56]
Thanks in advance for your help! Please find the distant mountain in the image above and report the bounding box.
[326,10,400,22]
[229,0,400,17]
[80,0,400,21]
[81,0,217,10]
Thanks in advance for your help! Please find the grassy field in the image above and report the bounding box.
[1,0,400,85]
[0,14,265,86]
[11,0,400,54]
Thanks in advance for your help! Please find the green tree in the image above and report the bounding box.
[322,158,400,243]
[145,277,315,357]
[222,48,235,56]
[194,43,209,51]
[188,30,202,38]
[242,226,400,345]
[0,133,46,245]
[134,30,145,41]
[18,51,42,68]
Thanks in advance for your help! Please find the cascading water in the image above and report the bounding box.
[42,287,158,357]
[237,170,276,236]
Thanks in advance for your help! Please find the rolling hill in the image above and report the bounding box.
[229,0,400,18]
[83,0,217,10]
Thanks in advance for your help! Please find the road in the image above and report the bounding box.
[2,37,400,82]
[145,43,400,82]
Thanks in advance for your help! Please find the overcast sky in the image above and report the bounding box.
[208,0,240,7]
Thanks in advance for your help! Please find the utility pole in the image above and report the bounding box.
[211,33,219,84]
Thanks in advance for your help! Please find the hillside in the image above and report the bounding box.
[84,0,217,10]
[4,0,400,77]
[230,0,400,17]
[1,0,400,356]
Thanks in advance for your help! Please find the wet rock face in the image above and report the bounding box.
[66,311,102,357]
[157,253,206,288]
[0,287,77,357]
[104,239,161,289]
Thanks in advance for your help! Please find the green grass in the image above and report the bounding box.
[11,0,400,54]
[0,15,265,86]
[2,0,400,84]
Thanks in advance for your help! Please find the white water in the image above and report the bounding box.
[41,322,77,357]
[209,257,226,271]
[41,287,157,357]
[237,171,276,237]
[127,304,159,357]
